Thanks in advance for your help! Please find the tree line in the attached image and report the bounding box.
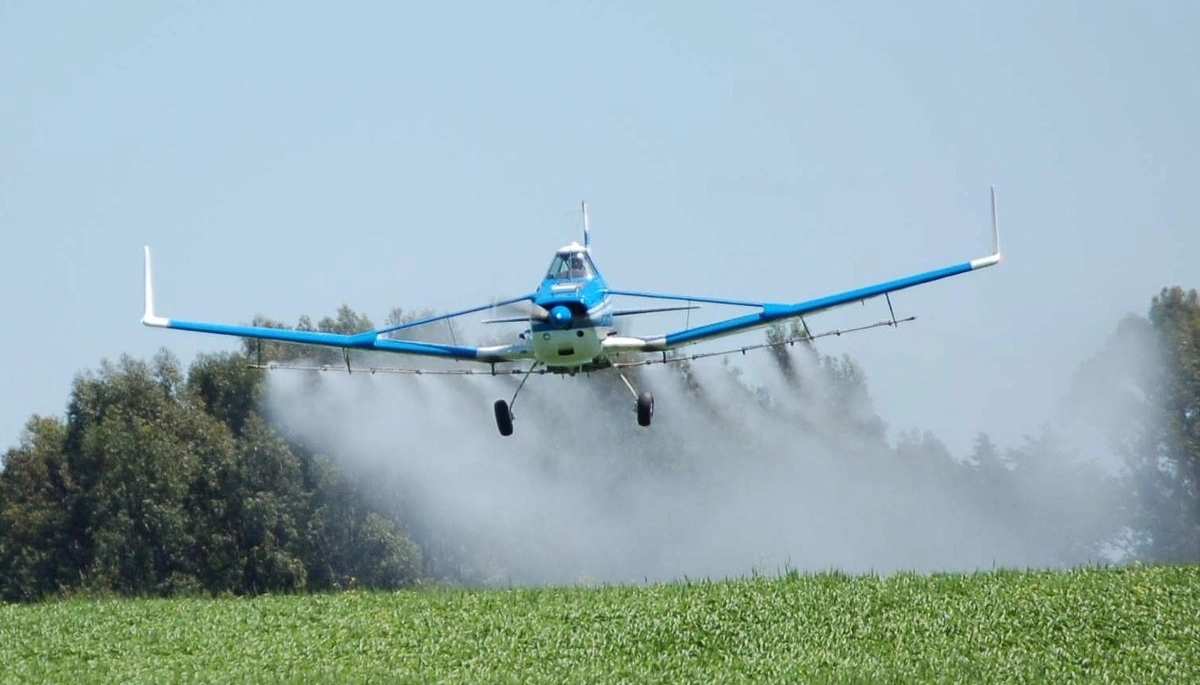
[0,287,1196,601]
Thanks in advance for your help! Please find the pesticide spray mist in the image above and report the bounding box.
[264,343,1114,586]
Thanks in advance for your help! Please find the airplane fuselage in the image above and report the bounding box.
[528,242,614,372]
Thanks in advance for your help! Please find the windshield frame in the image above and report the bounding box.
[546,251,595,280]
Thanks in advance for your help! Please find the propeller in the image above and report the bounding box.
[483,299,551,324]
[484,300,578,328]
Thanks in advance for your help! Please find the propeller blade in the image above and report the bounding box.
[483,300,551,324]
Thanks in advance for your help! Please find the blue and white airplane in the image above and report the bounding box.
[142,192,1001,436]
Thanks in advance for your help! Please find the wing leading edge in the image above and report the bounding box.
[603,187,1003,354]
[140,247,534,363]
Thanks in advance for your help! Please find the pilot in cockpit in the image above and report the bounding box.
[548,251,591,280]
[568,255,587,279]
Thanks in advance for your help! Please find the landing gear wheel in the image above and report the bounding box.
[494,399,514,436]
[636,390,654,427]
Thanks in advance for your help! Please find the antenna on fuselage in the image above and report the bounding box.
[582,200,590,250]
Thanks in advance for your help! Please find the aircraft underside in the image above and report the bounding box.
[495,335,652,436]
[529,325,604,365]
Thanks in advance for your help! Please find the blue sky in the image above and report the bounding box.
[2,1,1197,455]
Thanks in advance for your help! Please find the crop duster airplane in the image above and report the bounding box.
[142,191,1001,436]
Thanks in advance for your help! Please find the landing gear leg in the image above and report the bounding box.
[616,370,654,427]
[494,361,540,437]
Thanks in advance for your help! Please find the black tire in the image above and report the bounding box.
[636,390,654,427]
[494,399,514,436]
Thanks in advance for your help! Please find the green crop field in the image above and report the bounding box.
[1,565,1196,684]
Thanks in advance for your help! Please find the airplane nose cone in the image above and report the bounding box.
[549,305,572,328]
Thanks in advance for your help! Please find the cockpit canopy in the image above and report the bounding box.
[546,248,595,281]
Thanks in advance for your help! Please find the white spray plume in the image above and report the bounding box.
[264,342,1124,585]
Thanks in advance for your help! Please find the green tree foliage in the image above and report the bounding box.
[1133,287,1200,560]
[58,353,222,596]
[187,352,263,436]
[1060,286,1200,562]
[0,417,73,601]
[0,350,423,602]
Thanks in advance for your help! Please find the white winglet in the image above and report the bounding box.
[141,246,169,327]
[969,186,1003,270]
[990,185,1001,258]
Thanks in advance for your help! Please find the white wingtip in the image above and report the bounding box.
[141,246,168,327]
[970,253,1002,269]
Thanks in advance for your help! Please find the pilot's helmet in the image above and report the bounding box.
[570,256,584,269]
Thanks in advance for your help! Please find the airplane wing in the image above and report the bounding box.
[139,247,535,364]
[603,188,1002,354]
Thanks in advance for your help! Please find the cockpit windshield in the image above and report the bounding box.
[546,251,594,280]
